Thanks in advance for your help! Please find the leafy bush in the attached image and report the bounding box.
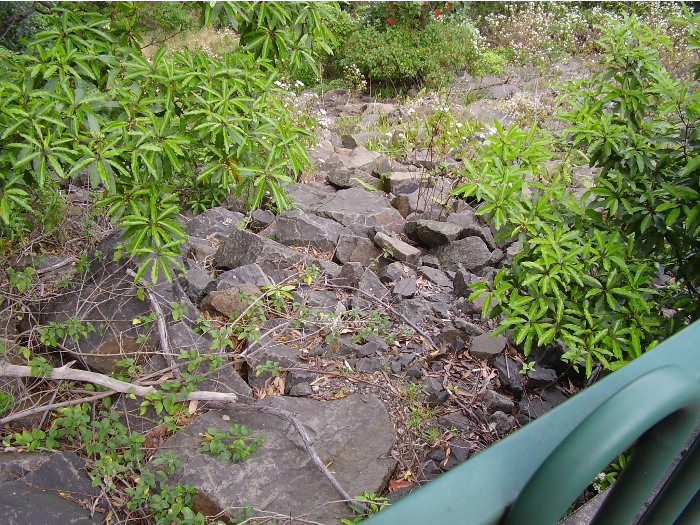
[455,12,700,375]
[0,2,335,282]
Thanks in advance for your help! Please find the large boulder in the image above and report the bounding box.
[434,236,493,272]
[262,209,352,254]
[184,207,245,238]
[214,228,339,278]
[317,187,404,236]
[154,394,396,524]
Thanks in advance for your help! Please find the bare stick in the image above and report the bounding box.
[324,283,440,354]
[0,391,114,425]
[0,361,237,403]
[126,269,180,378]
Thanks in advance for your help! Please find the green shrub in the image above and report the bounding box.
[455,12,700,375]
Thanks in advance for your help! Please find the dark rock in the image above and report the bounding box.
[395,298,432,326]
[453,318,484,336]
[374,232,422,265]
[201,284,262,319]
[285,182,335,213]
[405,219,462,248]
[332,262,365,288]
[446,211,496,250]
[154,395,396,524]
[438,411,473,433]
[379,261,415,284]
[245,337,302,390]
[356,357,385,374]
[406,365,423,379]
[317,187,404,236]
[357,339,385,357]
[419,460,443,482]
[0,451,104,525]
[250,208,276,230]
[419,266,453,289]
[525,366,558,389]
[180,267,216,303]
[518,388,569,421]
[443,440,471,470]
[357,268,390,301]
[185,207,244,238]
[489,410,515,434]
[393,278,418,298]
[435,236,492,272]
[493,354,524,398]
[285,370,317,396]
[482,390,515,414]
[408,150,435,170]
[214,228,339,277]
[327,335,363,357]
[43,273,157,374]
[464,99,514,127]
[439,327,468,352]
[335,235,382,266]
[470,332,506,362]
[327,166,379,190]
[453,267,476,298]
[529,339,569,373]
[263,209,350,254]
[185,237,218,266]
[216,263,272,289]
[383,172,421,195]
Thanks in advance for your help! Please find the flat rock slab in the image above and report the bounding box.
[155,394,396,524]
[317,187,404,236]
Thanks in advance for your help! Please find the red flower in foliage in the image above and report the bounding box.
[445,3,452,10]
[387,3,393,9]
[386,16,397,25]
[434,9,442,16]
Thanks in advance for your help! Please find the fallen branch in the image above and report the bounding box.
[0,361,237,403]
[0,391,113,425]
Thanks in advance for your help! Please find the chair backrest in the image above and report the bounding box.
[363,320,700,525]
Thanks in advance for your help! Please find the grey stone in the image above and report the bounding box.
[43,273,157,374]
[435,236,492,272]
[341,131,384,149]
[482,390,515,414]
[317,187,404,236]
[356,357,385,374]
[393,278,418,298]
[357,339,385,358]
[438,411,473,433]
[250,208,276,230]
[285,182,335,213]
[489,410,515,434]
[446,211,496,250]
[216,263,272,289]
[374,232,422,266]
[155,395,396,524]
[493,354,524,398]
[525,366,558,389]
[327,336,363,357]
[326,166,380,190]
[364,102,395,115]
[465,99,515,127]
[379,262,416,284]
[0,451,104,525]
[332,261,365,288]
[201,284,262,319]
[180,267,216,303]
[288,383,313,397]
[408,150,435,170]
[406,365,423,379]
[334,235,382,266]
[346,146,382,169]
[285,370,317,396]
[263,209,351,254]
[454,318,485,336]
[245,337,302,390]
[421,255,440,268]
[419,460,443,482]
[442,440,472,470]
[419,266,453,289]
[383,172,421,195]
[214,228,339,277]
[453,268,476,298]
[185,207,244,238]
[470,332,507,362]
[518,388,569,420]
[405,219,462,248]
[185,237,218,266]
[358,268,390,301]
[395,298,432,326]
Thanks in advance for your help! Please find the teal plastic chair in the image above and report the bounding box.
[364,321,700,525]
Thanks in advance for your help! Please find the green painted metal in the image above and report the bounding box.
[363,321,700,525]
